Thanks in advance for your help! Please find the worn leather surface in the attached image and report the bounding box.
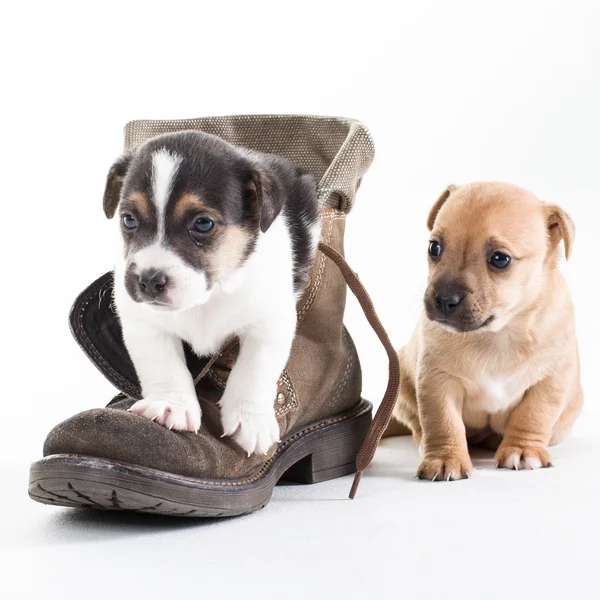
[43,115,372,479]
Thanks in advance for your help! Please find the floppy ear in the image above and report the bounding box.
[103,155,132,219]
[247,170,285,233]
[546,204,575,260]
[427,185,457,230]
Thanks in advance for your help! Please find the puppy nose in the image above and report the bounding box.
[434,287,466,314]
[139,270,168,298]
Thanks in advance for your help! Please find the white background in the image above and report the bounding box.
[1,1,599,598]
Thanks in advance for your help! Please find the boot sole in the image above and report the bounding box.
[29,400,372,517]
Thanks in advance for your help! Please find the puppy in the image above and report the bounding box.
[102,131,320,455]
[386,182,583,479]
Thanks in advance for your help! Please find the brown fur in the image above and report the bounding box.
[122,192,152,218]
[387,182,583,480]
[103,166,127,219]
[172,193,215,221]
[208,225,254,281]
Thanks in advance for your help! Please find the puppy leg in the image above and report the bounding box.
[384,381,422,444]
[551,383,583,445]
[219,314,295,456]
[417,375,472,481]
[495,372,571,470]
[383,417,413,438]
[124,323,201,433]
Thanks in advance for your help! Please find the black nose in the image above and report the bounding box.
[139,270,168,298]
[434,286,467,315]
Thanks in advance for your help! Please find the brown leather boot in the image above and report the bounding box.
[28,115,399,517]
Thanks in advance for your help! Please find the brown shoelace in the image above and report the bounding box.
[194,242,400,499]
[317,243,401,498]
[193,339,238,386]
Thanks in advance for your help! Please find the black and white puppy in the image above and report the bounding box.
[103,131,320,455]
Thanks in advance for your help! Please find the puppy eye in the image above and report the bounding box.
[490,252,511,269]
[429,241,442,258]
[122,214,138,230]
[193,217,215,234]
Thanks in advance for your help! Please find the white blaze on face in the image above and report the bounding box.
[151,148,182,241]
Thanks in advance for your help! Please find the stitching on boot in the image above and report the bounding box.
[53,401,370,487]
[318,208,347,221]
[73,279,139,396]
[275,369,298,416]
[207,370,226,390]
[205,368,297,417]
[297,211,342,322]
[331,329,353,405]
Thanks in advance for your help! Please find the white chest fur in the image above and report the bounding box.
[476,375,525,412]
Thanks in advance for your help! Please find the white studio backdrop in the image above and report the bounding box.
[2,0,597,442]
[1,2,599,598]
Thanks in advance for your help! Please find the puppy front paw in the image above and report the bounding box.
[129,393,201,433]
[417,453,473,481]
[220,402,280,456]
[495,444,552,470]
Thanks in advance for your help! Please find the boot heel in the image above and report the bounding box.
[282,406,372,484]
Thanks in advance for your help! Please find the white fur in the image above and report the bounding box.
[115,213,299,454]
[308,218,322,262]
[523,455,543,469]
[477,375,523,413]
[462,371,530,434]
[151,149,182,240]
[498,452,543,470]
[500,452,521,470]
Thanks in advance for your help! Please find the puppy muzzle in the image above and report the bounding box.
[424,282,494,332]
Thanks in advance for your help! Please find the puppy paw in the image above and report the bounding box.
[495,444,552,470]
[129,393,201,433]
[220,403,280,456]
[417,453,473,481]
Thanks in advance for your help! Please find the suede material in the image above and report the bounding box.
[44,382,266,480]
[43,115,372,480]
[285,214,362,431]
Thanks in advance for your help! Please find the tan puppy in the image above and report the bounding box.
[386,182,583,480]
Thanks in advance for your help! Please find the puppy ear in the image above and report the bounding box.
[103,155,132,219]
[427,185,457,230]
[546,204,575,260]
[247,170,285,233]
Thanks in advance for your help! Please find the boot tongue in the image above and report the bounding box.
[69,272,210,400]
